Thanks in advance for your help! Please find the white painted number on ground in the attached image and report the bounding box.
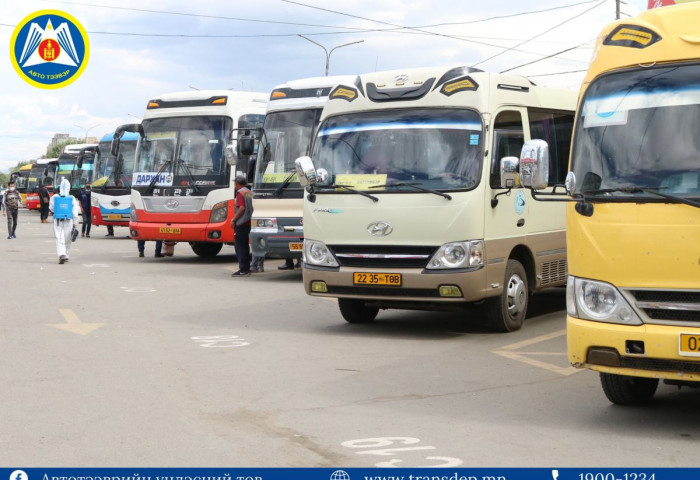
[342,437,463,468]
[191,335,250,348]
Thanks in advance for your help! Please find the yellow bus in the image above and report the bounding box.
[524,3,700,404]
[10,164,33,204]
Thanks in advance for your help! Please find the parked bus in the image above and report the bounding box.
[91,131,140,230]
[251,75,357,267]
[26,158,56,210]
[54,143,97,196]
[294,66,576,331]
[523,4,700,404]
[117,90,267,257]
[10,164,32,204]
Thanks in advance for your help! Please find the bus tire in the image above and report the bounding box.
[485,259,528,332]
[338,298,378,324]
[189,242,223,257]
[600,372,658,405]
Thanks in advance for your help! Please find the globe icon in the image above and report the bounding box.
[329,470,351,480]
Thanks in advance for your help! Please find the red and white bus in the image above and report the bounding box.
[117,90,267,257]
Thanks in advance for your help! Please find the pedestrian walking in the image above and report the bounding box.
[78,183,92,237]
[3,181,22,239]
[49,178,80,264]
[38,181,51,223]
[137,240,164,258]
[230,175,253,277]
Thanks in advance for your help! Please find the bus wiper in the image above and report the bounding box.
[583,186,700,208]
[273,171,297,197]
[175,158,202,194]
[145,160,172,196]
[317,184,379,202]
[370,181,452,200]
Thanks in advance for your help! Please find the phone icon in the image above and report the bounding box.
[552,470,559,480]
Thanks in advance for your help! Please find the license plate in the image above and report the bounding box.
[107,214,122,220]
[159,227,181,234]
[289,242,303,251]
[353,272,402,286]
[679,333,700,357]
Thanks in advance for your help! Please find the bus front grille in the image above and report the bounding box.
[626,289,700,324]
[330,245,437,269]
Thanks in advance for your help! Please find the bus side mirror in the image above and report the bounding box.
[225,143,236,165]
[111,137,121,157]
[520,139,549,190]
[238,137,255,157]
[499,156,519,189]
[111,123,143,157]
[294,156,318,187]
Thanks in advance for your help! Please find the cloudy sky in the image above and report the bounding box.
[0,0,649,173]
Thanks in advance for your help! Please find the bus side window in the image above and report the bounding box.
[528,108,574,186]
[490,110,524,189]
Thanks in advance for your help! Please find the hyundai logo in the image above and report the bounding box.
[110,200,120,207]
[367,221,393,237]
[164,199,179,210]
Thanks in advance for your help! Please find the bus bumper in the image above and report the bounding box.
[92,206,129,227]
[568,316,700,382]
[302,264,489,308]
[130,220,234,243]
[250,231,303,259]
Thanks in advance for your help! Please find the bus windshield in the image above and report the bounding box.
[254,108,322,193]
[310,108,483,191]
[573,63,700,200]
[94,140,137,188]
[28,164,46,192]
[133,116,233,190]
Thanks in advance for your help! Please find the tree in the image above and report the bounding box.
[45,138,83,159]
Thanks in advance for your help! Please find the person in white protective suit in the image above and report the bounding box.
[49,178,81,264]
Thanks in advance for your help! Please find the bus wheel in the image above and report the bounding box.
[338,298,378,324]
[600,373,658,405]
[485,259,528,332]
[189,242,223,257]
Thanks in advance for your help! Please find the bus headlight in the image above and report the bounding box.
[568,276,642,325]
[304,239,338,267]
[251,218,278,233]
[426,240,483,269]
[91,197,99,207]
[130,204,137,222]
[209,201,228,223]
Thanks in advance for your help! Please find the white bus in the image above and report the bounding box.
[115,90,267,257]
[295,66,576,331]
[250,75,358,266]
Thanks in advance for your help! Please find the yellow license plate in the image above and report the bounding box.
[679,333,700,356]
[159,227,181,234]
[107,214,122,220]
[353,272,402,286]
[289,242,303,251]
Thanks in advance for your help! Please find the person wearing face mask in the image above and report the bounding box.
[78,183,92,237]
[49,178,80,264]
[2,181,22,239]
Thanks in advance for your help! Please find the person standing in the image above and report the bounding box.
[137,240,163,258]
[49,178,80,264]
[2,181,22,239]
[230,175,253,277]
[78,183,92,237]
[38,181,51,223]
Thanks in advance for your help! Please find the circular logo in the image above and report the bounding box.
[10,9,90,89]
[10,471,28,480]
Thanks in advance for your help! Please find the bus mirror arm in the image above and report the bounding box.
[491,188,512,208]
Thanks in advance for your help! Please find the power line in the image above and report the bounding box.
[473,0,607,68]
[500,41,593,73]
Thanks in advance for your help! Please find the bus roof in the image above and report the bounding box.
[19,164,33,171]
[100,131,140,142]
[62,143,98,154]
[266,75,359,113]
[142,89,268,120]
[583,3,700,89]
[320,66,576,120]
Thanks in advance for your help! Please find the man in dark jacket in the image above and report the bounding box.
[3,181,22,238]
[38,181,51,223]
[78,183,92,237]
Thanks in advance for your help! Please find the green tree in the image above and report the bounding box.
[45,138,83,159]
[0,172,9,186]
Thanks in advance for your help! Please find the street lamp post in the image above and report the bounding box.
[298,35,364,76]
[74,123,100,142]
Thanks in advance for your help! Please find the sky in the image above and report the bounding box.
[0,0,650,173]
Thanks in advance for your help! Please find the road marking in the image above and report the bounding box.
[342,436,463,468]
[120,286,156,293]
[191,335,250,347]
[82,264,110,268]
[491,329,580,376]
[47,308,104,336]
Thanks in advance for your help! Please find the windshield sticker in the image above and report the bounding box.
[583,108,628,128]
[336,173,387,190]
[319,121,482,136]
[262,172,298,183]
[132,172,173,187]
[470,134,480,145]
[147,131,177,140]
